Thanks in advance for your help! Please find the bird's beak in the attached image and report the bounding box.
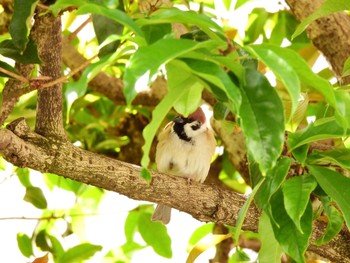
[173,115,184,124]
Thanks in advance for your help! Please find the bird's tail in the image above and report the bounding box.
[152,204,172,224]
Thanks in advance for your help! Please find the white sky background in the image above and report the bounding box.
[0,0,330,262]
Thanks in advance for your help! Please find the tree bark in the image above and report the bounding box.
[31,10,65,138]
[0,118,350,262]
[285,0,350,84]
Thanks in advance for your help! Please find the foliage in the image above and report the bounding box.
[1,0,350,262]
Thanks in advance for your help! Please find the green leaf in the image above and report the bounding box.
[315,197,344,245]
[342,56,350,77]
[92,13,123,57]
[270,190,312,263]
[173,81,203,117]
[288,117,350,150]
[247,44,300,117]
[0,61,19,78]
[50,1,144,41]
[140,168,152,183]
[291,144,309,165]
[124,39,213,104]
[138,212,172,258]
[258,212,283,263]
[188,223,214,247]
[307,148,350,170]
[239,68,285,174]
[9,0,39,51]
[309,165,350,230]
[137,8,224,42]
[16,167,32,187]
[17,233,33,258]
[234,178,265,245]
[282,175,317,232]
[183,58,241,113]
[0,39,41,64]
[124,210,140,242]
[293,0,350,38]
[23,186,47,209]
[142,24,172,45]
[57,243,102,263]
[255,157,291,210]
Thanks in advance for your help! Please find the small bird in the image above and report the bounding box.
[152,107,216,224]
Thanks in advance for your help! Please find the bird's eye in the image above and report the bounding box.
[191,123,201,130]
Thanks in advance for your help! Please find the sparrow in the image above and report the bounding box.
[152,107,216,224]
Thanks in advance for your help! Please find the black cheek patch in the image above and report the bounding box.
[191,123,201,130]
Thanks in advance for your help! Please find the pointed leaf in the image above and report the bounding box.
[247,44,300,117]
[138,212,172,258]
[308,148,350,170]
[57,243,102,263]
[137,8,224,42]
[315,197,344,245]
[309,165,350,230]
[270,190,312,263]
[282,175,317,232]
[17,233,33,257]
[0,61,20,78]
[342,56,350,77]
[234,178,265,245]
[0,39,41,64]
[9,0,39,51]
[255,157,291,209]
[239,68,284,173]
[258,212,283,263]
[23,186,47,209]
[288,118,350,150]
[186,234,232,263]
[188,223,214,247]
[293,0,350,38]
[124,39,214,104]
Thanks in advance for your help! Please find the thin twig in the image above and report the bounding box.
[41,54,97,88]
[0,212,107,221]
[68,16,92,42]
[0,67,29,84]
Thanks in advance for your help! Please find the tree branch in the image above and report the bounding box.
[285,0,350,84]
[0,118,349,262]
[31,10,65,138]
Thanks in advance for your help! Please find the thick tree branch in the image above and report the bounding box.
[0,119,350,262]
[31,10,65,138]
[286,0,350,84]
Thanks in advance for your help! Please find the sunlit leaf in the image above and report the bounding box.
[9,0,39,51]
[57,243,102,263]
[247,44,300,117]
[307,148,350,170]
[137,8,224,42]
[16,167,32,187]
[239,68,284,174]
[17,233,33,257]
[309,165,350,230]
[258,212,283,263]
[138,212,172,258]
[282,175,317,232]
[234,178,265,245]
[188,223,214,247]
[186,234,231,263]
[293,0,350,38]
[288,117,350,150]
[23,186,47,209]
[342,56,350,77]
[124,39,215,104]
